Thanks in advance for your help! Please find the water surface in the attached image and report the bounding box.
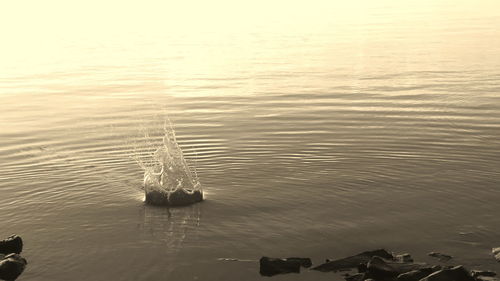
[1,1,500,280]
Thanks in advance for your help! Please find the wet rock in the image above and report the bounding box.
[0,236,22,255]
[428,252,453,262]
[366,256,428,279]
[395,253,414,263]
[0,253,27,281]
[420,265,475,281]
[397,267,438,281]
[492,248,500,262]
[312,249,394,272]
[259,257,310,276]
[145,189,203,207]
[471,270,496,278]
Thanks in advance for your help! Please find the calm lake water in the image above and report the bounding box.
[1,1,500,280]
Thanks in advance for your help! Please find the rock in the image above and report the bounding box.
[0,253,27,281]
[259,257,310,276]
[145,189,203,207]
[358,263,368,273]
[395,253,414,263]
[366,256,428,279]
[312,249,394,272]
[471,270,496,278]
[0,235,23,255]
[492,248,500,262]
[420,265,475,281]
[428,252,453,262]
[397,267,438,281]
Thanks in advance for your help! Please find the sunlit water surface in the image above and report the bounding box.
[1,1,500,280]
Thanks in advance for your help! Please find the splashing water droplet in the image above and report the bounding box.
[132,119,203,206]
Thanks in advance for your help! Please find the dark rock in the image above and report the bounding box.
[259,257,310,276]
[0,253,27,281]
[428,252,453,262]
[420,265,475,281]
[471,270,497,278]
[358,263,368,273]
[397,267,438,281]
[366,256,428,279]
[312,249,394,272]
[493,248,500,262]
[0,235,22,255]
[145,189,203,207]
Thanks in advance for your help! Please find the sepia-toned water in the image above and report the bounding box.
[1,1,500,280]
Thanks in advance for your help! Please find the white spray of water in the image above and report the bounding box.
[133,120,202,199]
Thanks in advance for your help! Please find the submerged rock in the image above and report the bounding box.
[0,253,27,281]
[145,189,203,207]
[0,235,22,255]
[420,265,475,281]
[259,257,311,276]
[312,249,393,272]
[428,252,453,262]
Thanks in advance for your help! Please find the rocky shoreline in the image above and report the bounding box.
[0,235,26,281]
[2,233,499,281]
[260,248,500,281]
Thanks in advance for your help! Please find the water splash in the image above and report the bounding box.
[132,120,202,202]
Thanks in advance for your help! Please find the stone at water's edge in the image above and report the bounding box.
[366,256,428,279]
[145,189,203,207]
[312,249,394,272]
[420,265,475,281]
[395,253,414,263]
[0,235,22,255]
[493,248,500,262]
[259,257,311,276]
[0,253,27,281]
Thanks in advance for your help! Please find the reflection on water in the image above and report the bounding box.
[139,204,202,254]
